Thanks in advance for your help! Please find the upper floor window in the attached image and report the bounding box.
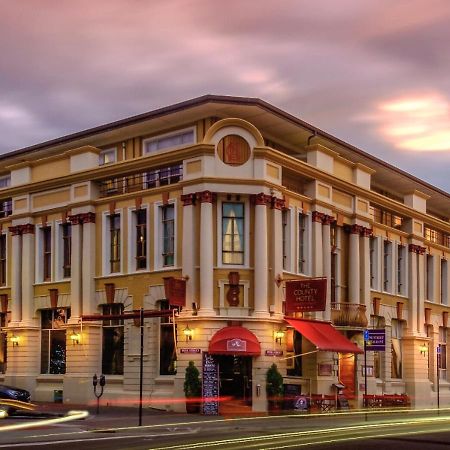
[282,209,291,271]
[397,244,406,296]
[61,223,71,278]
[222,202,245,265]
[0,198,12,219]
[441,259,448,305]
[0,176,10,190]
[383,240,392,292]
[43,227,52,282]
[162,204,175,267]
[135,209,147,270]
[0,234,6,286]
[426,254,434,301]
[143,128,195,154]
[109,214,121,273]
[298,212,308,274]
[369,236,377,290]
[99,148,117,165]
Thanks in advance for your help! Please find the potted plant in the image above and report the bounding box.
[266,363,283,412]
[184,361,202,413]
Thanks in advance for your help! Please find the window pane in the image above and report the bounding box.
[50,330,66,374]
[160,325,176,375]
[40,330,50,373]
[102,326,124,375]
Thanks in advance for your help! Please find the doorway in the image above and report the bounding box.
[339,353,356,399]
[216,355,252,408]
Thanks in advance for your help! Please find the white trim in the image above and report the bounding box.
[142,126,196,156]
[127,204,150,273]
[102,209,124,276]
[216,197,250,269]
[154,199,177,270]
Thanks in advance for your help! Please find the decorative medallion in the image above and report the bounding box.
[217,135,251,166]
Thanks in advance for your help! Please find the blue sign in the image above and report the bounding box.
[365,329,385,351]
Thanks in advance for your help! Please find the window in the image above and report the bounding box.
[0,234,6,286]
[61,223,71,278]
[222,202,245,265]
[391,319,402,379]
[330,222,339,303]
[0,314,7,374]
[426,254,434,301]
[143,128,195,154]
[286,330,302,377]
[159,300,176,375]
[135,209,147,270]
[161,205,175,267]
[99,148,117,165]
[109,214,121,273]
[439,327,447,381]
[42,227,52,282]
[282,209,291,271]
[397,244,406,295]
[383,240,392,292]
[0,198,12,218]
[41,308,70,374]
[298,212,307,274]
[370,236,377,290]
[102,304,124,375]
[0,176,10,190]
[441,259,448,305]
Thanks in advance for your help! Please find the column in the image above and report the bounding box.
[271,197,284,316]
[408,245,418,335]
[253,193,269,317]
[348,225,361,304]
[181,194,196,313]
[198,191,215,316]
[21,224,35,325]
[81,212,96,315]
[417,247,426,334]
[322,216,332,321]
[9,227,22,324]
[312,212,323,277]
[360,228,372,314]
[69,215,83,321]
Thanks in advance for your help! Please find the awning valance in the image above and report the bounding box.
[285,318,363,354]
[208,326,261,356]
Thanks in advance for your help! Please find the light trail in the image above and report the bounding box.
[147,414,450,450]
[0,410,89,432]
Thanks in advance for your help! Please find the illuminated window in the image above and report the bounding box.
[99,148,117,165]
[109,214,121,273]
[135,209,147,270]
[391,319,403,379]
[222,202,245,265]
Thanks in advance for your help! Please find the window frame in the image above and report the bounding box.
[0,233,6,287]
[0,175,10,190]
[154,200,178,270]
[102,210,124,276]
[297,210,311,276]
[99,147,117,165]
[128,206,149,272]
[142,127,196,155]
[55,221,72,281]
[101,303,124,375]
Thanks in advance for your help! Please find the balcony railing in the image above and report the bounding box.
[99,165,182,198]
[331,303,368,328]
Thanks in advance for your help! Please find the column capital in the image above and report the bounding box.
[80,212,96,224]
[272,197,286,210]
[361,227,373,238]
[409,244,426,254]
[181,193,196,206]
[20,224,35,235]
[197,190,216,204]
[8,225,22,236]
[322,214,335,225]
[250,193,272,206]
[345,224,364,235]
[68,214,83,225]
[312,211,325,223]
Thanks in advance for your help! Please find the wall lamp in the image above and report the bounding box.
[70,330,81,345]
[419,343,428,357]
[10,335,19,347]
[274,329,285,345]
[183,325,193,342]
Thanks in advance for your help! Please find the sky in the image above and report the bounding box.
[0,0,449,193]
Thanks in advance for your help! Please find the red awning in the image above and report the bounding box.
[208,326,261,356]
[285,318,363,354]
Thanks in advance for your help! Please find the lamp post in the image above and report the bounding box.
[93,373,106,414]
[437,345,440,414]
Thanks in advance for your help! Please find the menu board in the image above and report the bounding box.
[202,352,219,415]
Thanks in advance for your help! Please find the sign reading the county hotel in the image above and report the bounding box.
[226,338,247,352]
[364,329,385,351]
[285,279,327,313]
[163,277,186,307]
[202,352,219,416]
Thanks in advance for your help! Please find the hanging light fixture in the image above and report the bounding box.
[183,325,193,342]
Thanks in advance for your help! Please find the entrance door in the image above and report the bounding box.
[216,355,252,405]
[339,353,356,398]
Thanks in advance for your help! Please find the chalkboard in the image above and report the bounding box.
[202,352,219,415]
[337,394,349,410]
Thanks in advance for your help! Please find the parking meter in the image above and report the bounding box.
[100,374,106,387]
[93,374,98,387]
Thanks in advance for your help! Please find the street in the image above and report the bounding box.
[0,408,449,449]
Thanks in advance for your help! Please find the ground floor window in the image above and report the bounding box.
[391,320,402,379]
[159,300,176,375]
[286,330,302,377]
[41,308,70,374]
[0,314,7,374]
[439,327,447,381]
[102,304,124,375]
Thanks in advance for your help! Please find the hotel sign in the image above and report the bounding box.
[226,338,247,352]
[285,279,327,313]
[163,277,186,307]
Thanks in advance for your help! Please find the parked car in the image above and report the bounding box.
[0,384,31,414]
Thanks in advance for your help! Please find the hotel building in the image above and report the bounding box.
[0,95,449,412]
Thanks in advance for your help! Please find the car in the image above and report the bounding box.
[0,384,31,415]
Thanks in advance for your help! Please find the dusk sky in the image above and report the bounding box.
[1,0,449,192]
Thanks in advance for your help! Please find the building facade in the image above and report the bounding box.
[0,95,449,412]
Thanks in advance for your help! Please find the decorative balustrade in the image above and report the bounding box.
[331,302,368,328]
